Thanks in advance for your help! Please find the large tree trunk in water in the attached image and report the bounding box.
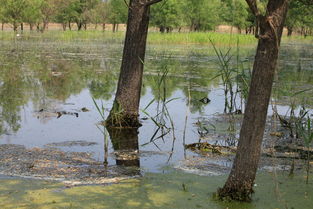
[218,0,288,201]
[106,0,162,128]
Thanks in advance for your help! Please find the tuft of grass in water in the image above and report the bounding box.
[210,38,251,114]
[92,97,109,165]
[141,67,178,158]
[297,115,313,184]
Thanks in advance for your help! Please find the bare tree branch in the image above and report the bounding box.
[123,0,132,9]
[245,0,260,16]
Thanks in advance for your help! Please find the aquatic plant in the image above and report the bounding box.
[92,97,109,166]
[141,67,177,156]
[210,39,250,114]
[296,116,313,184]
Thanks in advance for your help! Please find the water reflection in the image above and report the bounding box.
[107,127,140,168]
[0,39,312,172]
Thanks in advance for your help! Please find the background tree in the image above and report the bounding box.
[1,0,30,31]
[54,0,77,30]
[217,0,289,201]
[107,0,127,32]
[37,0,59,32]
[94,1,110,31]
[23,0,42,31]
[0,0,8,30]
[150,0,184,33]
[182,0,221,31]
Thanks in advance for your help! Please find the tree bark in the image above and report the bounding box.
[106,0,162,128]
[218,0,289,201]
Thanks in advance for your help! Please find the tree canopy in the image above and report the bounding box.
[0,0,312,36]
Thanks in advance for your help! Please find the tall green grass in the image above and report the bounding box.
[148,32,257,46]
[0,30,312,45]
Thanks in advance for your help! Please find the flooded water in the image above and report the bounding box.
[0,36,312,177]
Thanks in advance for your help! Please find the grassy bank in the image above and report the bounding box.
[1,30,311,46]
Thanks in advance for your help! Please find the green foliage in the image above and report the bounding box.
[0,0,312,36]
[1,0,30,30]
[150,0,184,32]
[107,0,127,25]
[182,0,222,31]
[286,0,313,36]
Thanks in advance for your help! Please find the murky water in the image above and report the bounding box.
[0,36,312,175]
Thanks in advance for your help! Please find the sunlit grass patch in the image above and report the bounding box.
[0,30,312,46]
[148,32,257,46]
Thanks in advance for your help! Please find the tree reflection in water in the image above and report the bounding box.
[107,127,140,175]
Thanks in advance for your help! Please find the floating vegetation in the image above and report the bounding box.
[185,142,236,155]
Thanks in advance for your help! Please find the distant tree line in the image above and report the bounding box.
[0,0,312,36]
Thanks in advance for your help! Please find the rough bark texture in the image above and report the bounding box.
[218,0,289,201]
[106,0,161,128]
[107,127,140,168]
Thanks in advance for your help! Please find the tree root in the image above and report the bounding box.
[217,185,254,202]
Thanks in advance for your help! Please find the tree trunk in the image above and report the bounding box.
[20,23,23,32]
[13,22,18,32]
[218,0,289,201]
[42,21,48,32]
[159,26,165,33]
[29,23,34,31]
[106,0,161,128]
[1,23,4,31]
[112,23,116,32]
[102,23,106,31]
[68,22,72,30]
[77,22,82,31]
[62,23,67,31]
[287,26,293,36]
[36,23,40,32]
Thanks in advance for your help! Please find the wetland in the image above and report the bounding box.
[0,31,313,208]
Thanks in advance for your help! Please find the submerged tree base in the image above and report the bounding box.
[217,184,254,202]
[105,113,142,128]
